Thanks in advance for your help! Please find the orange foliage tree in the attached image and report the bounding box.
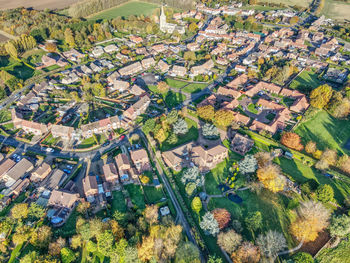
[212,208,231,229]
[280,132,304,151]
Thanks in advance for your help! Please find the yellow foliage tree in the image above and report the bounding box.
[257,164,285,193]
[197,105,215,121]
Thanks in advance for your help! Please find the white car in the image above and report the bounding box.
[46,148,54,153]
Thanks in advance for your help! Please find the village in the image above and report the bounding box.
[0,1,349,262]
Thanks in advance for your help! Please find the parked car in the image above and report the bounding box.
[63,169,71,174]
[119,135,125,141]
[46,148,54,153]
[102,141,110,147]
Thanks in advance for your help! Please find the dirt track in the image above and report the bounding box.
[0,0,79,10]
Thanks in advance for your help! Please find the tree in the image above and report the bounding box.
[143,118,156,134]
[12,225,32,245]
[188,22,198,32]
[97,231,114,255]
[310,84,333,109]
[280,132,304,151]
[157,81,169,93]
[256,230,287,260]
[208,255,223,263]
[11,203,28,220]
[154,128,167,143]
[185,182,196,196]
[293,252,314,263]
[191,197,202,215]
[28,203,45,220]
[64,28,75,47]
[5,42,18,58]
[197,105,215,121]
[184,51,196,62]
[175,242,200,263]
[167,110,179,124]
[245,211,262,234]
[138,236,155,262]
[329,214,350,237]
[71,235,82,249]
[305,141,317,154]
[181,166,203,186]
[231,242,260,263]
[45,42,57,53]
[257,164,286,193]
[30,225,52,249]
[320,149,337,166]
[200,212,220,236]
[212,208,231,229]
[338,154,350,174]
[316,184,334,203]
[215,109,235,127]
[217,229,242,254]
[238,155,258,175]
[202,123,219,139]
[289,16,299,24]
[49,237,66,256]
[144,205,159,225]
[290,200,330,242]
[173,118,188,135]
[61,247,76,263]
[255,152,273,168]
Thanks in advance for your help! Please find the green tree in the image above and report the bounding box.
[316,184,334,203]
[191,197,202,215]
[175,242,200,263]
[5,42,18,58]
[329,214,350,237]
[185,182,196,196]
[292,252,314,263]
[188,22,198,32]
[97,231,114,255]
[61,247,76,263]
[64,28,76,48]
[28,203,45,220]
[245,211,262,236]
[184,51,196,62]
[310,84,333,109]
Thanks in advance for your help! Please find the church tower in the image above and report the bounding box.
[160,5,167,30]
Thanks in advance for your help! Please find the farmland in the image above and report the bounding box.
[88,1,159,20]
[321,0,350,20]
[0,0,79,10]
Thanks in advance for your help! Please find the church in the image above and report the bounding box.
[159,6,185,34]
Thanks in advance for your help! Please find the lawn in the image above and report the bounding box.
[89,1,159,20]
[289,70,322,93]
[208,190,297,247]
[111,190,127,212]
[295,110,350,155]
[165,78,187,89]
[247,103,259,114]
[42,133,60,147]
[77,137,97,149]
[316,235,350,262]
[0,109,11,123]
[160,118,199,151]
[276,157,350,204]
[253,0,311,7]
[182,83,208,94]
[124,184,146,210]
[164,90,186,109]
[143,185,164,204]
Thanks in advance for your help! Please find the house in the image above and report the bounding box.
[217,86,241,99]
[39,169,67,194]
[92,46,104,57]
[235,65,247,73]
[31,162,52,182]
[62,49,84,61]
[190,60,214,76]
[162,142,194,171]
[226,74,249,89]
[0,159,16,181]
[157,60,170,73]
[102,163,119,184]
[130,149,151,173]
[10,178,30,197]
[111,80,130,92]
[83,175,98,202]
[129,35,143,44]
[123,94,150,120]
[2,158,33,187]
[104,44,118,54]
[191,144,228,172]
[130,85,146,96]
[141,57,156,69]
[51,125,75,141]
[115,153,132,183]
[230,133,254,155]
[171,65,187,77]
[233,112,250,126]
[245,81,282,97]
[118,62,143,76]
[48,189,80,209]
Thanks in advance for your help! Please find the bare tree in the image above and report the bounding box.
[256,230,287,261]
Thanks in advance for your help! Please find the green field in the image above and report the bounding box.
[77,137,97,149]
[124,184,146,210]
[289,70,322,93]
[182,83,208,94]
[111,191,127,212]
[295,110,350,155]
[143,185,164,204]
[165,78,187,89]
[89,1,159,20]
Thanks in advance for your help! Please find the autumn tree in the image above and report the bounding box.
[280,132,304,151]
[138,236,155,262]
[255,151,273,168]
[231,242,260,263]
[30,225,52,249]
[188,22,198,32]
[64,28,75,47]
[157,81,169,93]
[197,105,215,121]
[144,205,159,225]
[290,200,330,242]
[337,154,350,174]
[11,203,28,220]
[184,51,196,62]
[217,229,242,254]
[256,230,287,260]
[305,141,317,154]
[215,109,235,127]
[212,208,231,229]
[49,237,66,256]
[310,84,333,109]
[289,16,299,24]
[191,197,202,215]
[257,164,286,193]
[45,42,57,53]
